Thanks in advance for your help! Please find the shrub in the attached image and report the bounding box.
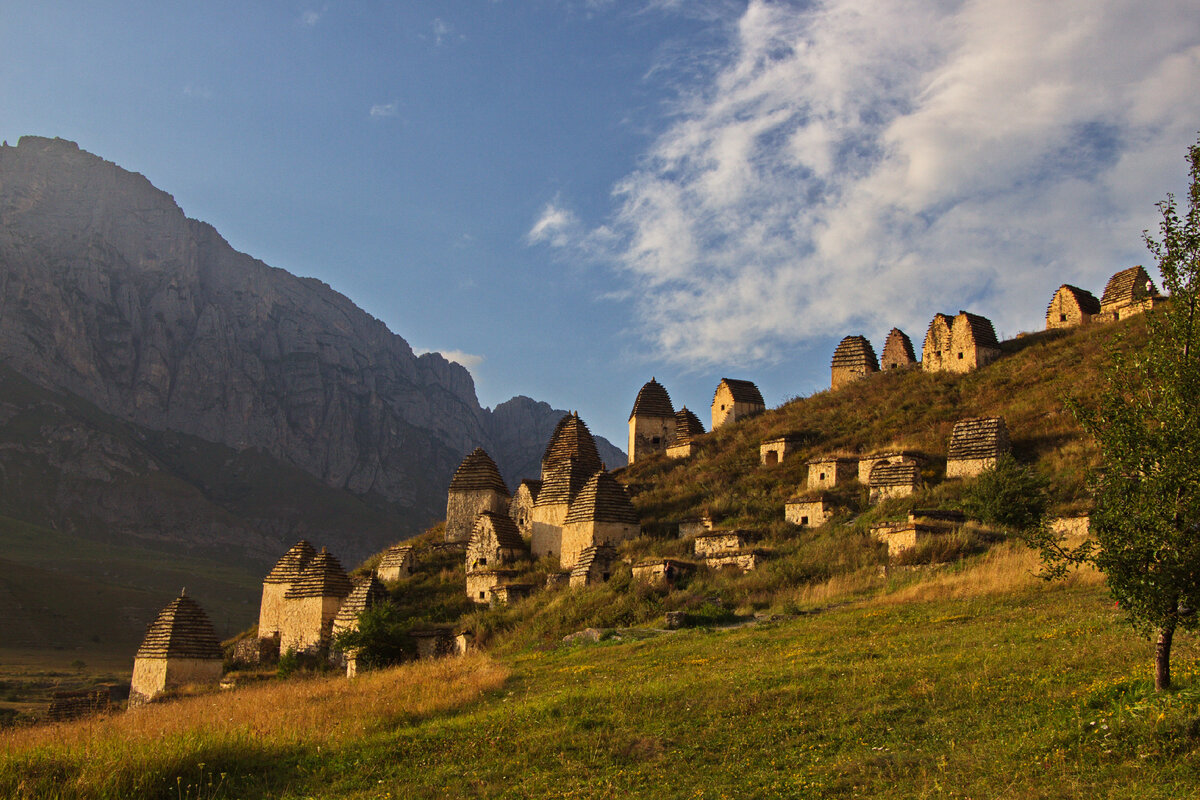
[962,454,1048,532]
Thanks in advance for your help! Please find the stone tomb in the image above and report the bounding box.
[508,479,542,539]
[880,328,916,370]
[784,496,831,528]
[830,335,879,390]
[711,378,765,430]
[280,548,354,654]
[923,312,1001,373]
[627,378,675,465]
[569,545,620,588]
[331,576,389,677]
[666,407,706,459]
[559,471,640,570]
[465,511,530,604]
[129,591,224,708]
[857,452,924,484]
[705,552,761,573]
[489,583,534,605]
[1045,284,1100,330]
[445,448,511,544]
[693,529,753,557]
[531,413,604,561]
[678,516,715,538]
[375,544,417,582]
[946,417,1010,478]
[258,540,316,641]
[632,558,695,586]
[760,434,804,466]
[806,456,857,491]
[1099,265,1162,321]
[867,461,922,504]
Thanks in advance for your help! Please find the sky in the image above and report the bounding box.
[1,1,1198,449]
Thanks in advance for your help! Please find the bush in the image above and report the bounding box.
[332,604,416,669]
[961,454,1049,532]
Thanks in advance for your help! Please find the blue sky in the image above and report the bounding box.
[2,1,1199,449]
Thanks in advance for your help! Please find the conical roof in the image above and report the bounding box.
[333,575,389,629]
[881,328,916,368]
[448,448,510,495]
[564,471,640,525]
[535,458,598,507]
[1101,266,1159,309]
[541,413,602,475]
[263,540,317,584]
[135,592,223,660]
[284,548,354,599]
[831,335,879,370]
[472,510,526,550]
[672,407,705,443]
[629,378,674,420]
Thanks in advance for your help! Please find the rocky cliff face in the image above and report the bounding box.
[0,137,623,542]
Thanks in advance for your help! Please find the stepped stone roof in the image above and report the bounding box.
[377,544,414,572]
[264,540,317,584]
[473,511,526,550]
[1101,266,1160,309]
[629,378,674,420]
[564,471,639,525]
[713,378,764,406]
[672,407,705,443]
[831,335,879,371]
[448,448,509,495]
[881,328,916,367]
[542,413,603,474]
[135,592,223,660]
[535,459,599,506]
[333,575,389,629]
[947,417,1010,461]
[518,479,543,501]
[956,311,1000,348]
[570,545,619,580]
[284,549,354,599]
[868,461,921,487]
[1047,284,1100,316]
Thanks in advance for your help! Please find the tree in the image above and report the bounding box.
[331,603,415,670]
[1029,134,1200,691]
[961,454,1048,533]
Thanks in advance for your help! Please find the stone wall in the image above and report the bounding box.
[760,437,801,466]
[628,414,675,465]
[129,657,222,708]
[807,459,856,491]
[705,552,760,572]
[531,500,570,560]
[945,455,998,479]
[466,570,511,604]
[560,519,639,570]
[678,517,714,538]
[784,499,829,528]
[280,595,343,653]
[257,582,290,638]
[445,488,509,544]
[666,441,696,459]
[693,531,749,556]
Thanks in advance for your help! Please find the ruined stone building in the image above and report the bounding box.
[857,452,923,484]
[867,461,922,504]
[1099,265,1162,320]
[569,545,620,588]
[873,510,965,559]
[881,328,916,370]
[632,558,693,586]
[331,575,389,677]
[531,413,603,560]
[466,511,529,604]
[280,548,353,654]
[806,456,856,491]
[489,583,533,605]
[628,378,675,464]
[1045,284,1100,330]
[375,544,417,582]
[784,496,831,528]
[760,434,804,466]
[946,416,1010,478]
[666,407,705,459]
[560,470,641,569]
[445,448,511,544]
[711,378,765,430]
[693,529,752,558]
[509,479,542,539]
[924,312,1001,373]
[129,591,223,708]
[830,335,879,390]
[258,540,316,641]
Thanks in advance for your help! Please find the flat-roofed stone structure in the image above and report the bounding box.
[830,335,879,390]
[921,313,954,372]
[946,417,1010,478]
[445,448,511,544]
[466,568,519,605]
[1099,265,1162,320]
[857,451,924,484]
[666,407,706,459]
[569,545,620,588]
[872,521,943,559]
[375,544,417,582]
[130,591,223,708]
[1046,284,1100,330]
[631,558,694,586]
[711,378,765,430]
[760,434,804,466]
[880,328,916,370]
[705,552,761,572]
[693,529,752,557]
[280,549,353,654]
[509,479,542,539]
[258,540,316,641]
[784,496,831,527]
[331,575,389,677]
[628,378,675,465]
[489,583,534,605]
[868,461,922,503]
[678,516,715,538]
[560,471,640,569]
[806,456,856,491]
[410,626,456,660]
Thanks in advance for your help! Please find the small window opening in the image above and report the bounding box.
[819,472,826,480]
[1059,313,1068,322]
[479,557,487,566]
[957,352,964,359]
[800,516,809,525]
[651,436,660,445]
[478,591,485,599]
[602,572,610,581]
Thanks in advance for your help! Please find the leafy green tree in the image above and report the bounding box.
[1030,135,1200,691]
[331,603,415,670]
[961,454,1048,533]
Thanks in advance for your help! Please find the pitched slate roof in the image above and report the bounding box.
[564,471,640,525]
[955,311,1000,348]
[284,549,354,599]
[629,378,674,420]
[535,458,599,507]
[947,417,1010,461]
[713,378,764,406]
[868,461,921,487]
[472,511,526,550]
[541,413,603,474]
[881,328,916,368]
[448,448,510,495]
[1101,266,1160,309]
[135,592,223,660]
[263,540,317,584]
[831,335,880,371]
[672,407,705,443]
[333,575,389,630]
[377,544,414,572]
[924,313,953,347]
[1046,284,1100,316]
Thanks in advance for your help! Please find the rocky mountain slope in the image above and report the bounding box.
[0,136,622,567]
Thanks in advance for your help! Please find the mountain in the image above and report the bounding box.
[0,136,623,569]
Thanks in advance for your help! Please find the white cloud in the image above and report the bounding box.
[432,18,452,46]
[416,349,485,371]
[182,85,213,100]
[369,103,398,118]
[533,0,1200,367]
[300,9,322,27]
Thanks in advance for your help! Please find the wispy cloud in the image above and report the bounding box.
[182,85,213,100]
[299,9,322,27]
[532,0,1200,367]
[369,103,398,119]
[432,18,452,46]
[416,348,485,371]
